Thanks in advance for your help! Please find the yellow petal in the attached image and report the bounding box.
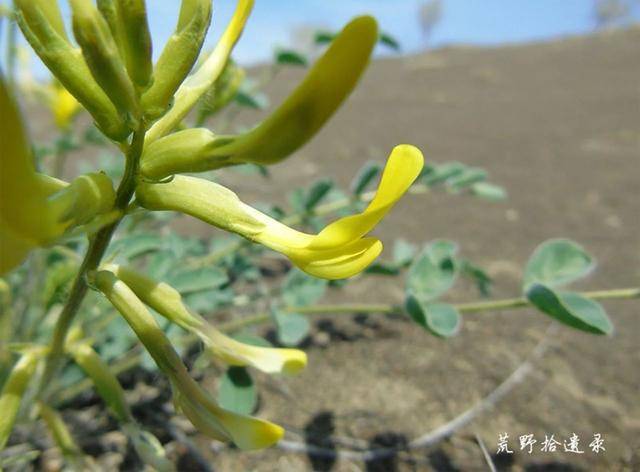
[204,326,307,375]
[51,82,81,129]
[174,385,284,450]
[290,237,383,280]
[103,264,307,375]
[137,142,422,280]
[94,270,283,450]
[146,0,254,141]
[0,225,36,275]
[146,15,378,167]
[308,144,424,249]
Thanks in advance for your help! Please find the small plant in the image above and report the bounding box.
[0,1,637,469]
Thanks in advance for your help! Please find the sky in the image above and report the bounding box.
[2,0,639,76]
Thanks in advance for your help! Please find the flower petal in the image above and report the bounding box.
[103,264,307,375]
[308,145,424,249]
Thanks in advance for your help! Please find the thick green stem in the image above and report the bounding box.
[37,124,146,399]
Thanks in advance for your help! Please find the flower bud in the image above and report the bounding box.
[146,0,253,142]
[48,172,116,228]
[141,0,212,120]
[0,351,39,449]
[68,342,133,424]
[102,264,306,375]
[14,0,130,140]
[70,0,140,124]
[93,270,284,449]
[140,128,233,179]
[97,0,153,89]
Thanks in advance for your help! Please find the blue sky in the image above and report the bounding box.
[2,0,639,75]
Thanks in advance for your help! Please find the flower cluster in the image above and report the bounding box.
[3,0,423,449]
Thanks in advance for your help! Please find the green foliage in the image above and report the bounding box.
[407,241,458,301]
[351,162,382,196]
[281,269,328,306]
[526,284,612,335]
[166,267,228,295]
[379,32,401,51]
[218,367,257,415]
[272,309,311,346]
[274,49,308,66]
[523,239,594,290]
[405,295,460,337]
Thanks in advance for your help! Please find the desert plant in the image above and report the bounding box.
[0,1,637,469]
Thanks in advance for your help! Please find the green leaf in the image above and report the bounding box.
[447,167,487,191]
[305,179,334,211]
[184,287,234,313]
[351,162,381,196]
[471,182,507,201]
[314,30,336,44]
[405,294,461,337]
[167,267,229,295]
[523,239,594,290]
[275,49,308,66]
[526,284,613,335]
[422,162,465,186]
[459,259,492,296]
[365,262,400,276]
[146,250,175,279]
[379,32,401,51]
[407,249,457,301]
[109,234,163,260]
[393,239,417,267]
[288,187,307,214]
[425,239,458,264]
[282,270,327,306]
[218,367,257,415]
[272,309,311,346]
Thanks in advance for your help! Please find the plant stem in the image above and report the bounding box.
[216,287,640,332]
[37,124,146,399]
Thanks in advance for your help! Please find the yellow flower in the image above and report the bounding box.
[101,263,307,375]
[141,15,379,179]
[0,78,115,275]
[50,81,81,130]
[93,270,284,450]
[137,145,423,279]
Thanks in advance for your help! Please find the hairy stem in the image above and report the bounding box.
[37,124,146,399]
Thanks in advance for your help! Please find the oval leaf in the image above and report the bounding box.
[526,284,613,335]
[275,49,308,67]
[523,239,594,290]
[272,310,310,346]
[218,367,257,415]
[405,294,461,337]
[407,250,457,301]
[282,270,327,306]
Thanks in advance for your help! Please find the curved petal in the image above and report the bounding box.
[137,145,421,279]
[144,15,378,169]
[308,144,424,249]
[94,270,283,450]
